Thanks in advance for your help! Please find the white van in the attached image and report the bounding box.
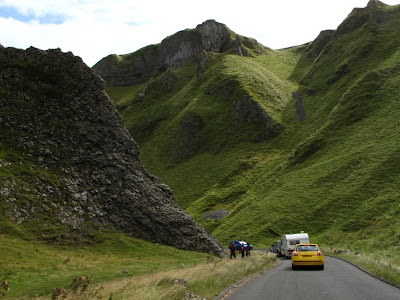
[280,232,309,258]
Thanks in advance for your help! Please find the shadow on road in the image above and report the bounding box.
[286,267,324,271]
[276,257,324,272]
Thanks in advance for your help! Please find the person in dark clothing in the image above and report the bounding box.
[246,244,251,256]
[241,243,245,258]
[229,242,236,259]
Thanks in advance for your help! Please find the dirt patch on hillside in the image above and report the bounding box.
[292,91,306,122]
[202,209,229,220]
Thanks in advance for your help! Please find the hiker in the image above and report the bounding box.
[229,242,236,259]
[245,244,252,256]
[241,243,245,258]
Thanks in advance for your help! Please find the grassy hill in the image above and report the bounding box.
[105,0,400,258]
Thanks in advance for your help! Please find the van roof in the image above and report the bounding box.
[282,233,309,240]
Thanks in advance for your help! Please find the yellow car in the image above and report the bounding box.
[291,244,324,270]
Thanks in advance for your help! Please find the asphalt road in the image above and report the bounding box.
[226,256,400,300]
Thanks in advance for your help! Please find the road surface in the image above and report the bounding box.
[226,256,400,300]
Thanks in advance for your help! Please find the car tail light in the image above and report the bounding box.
[292,251,298,256]
[317,251,322,256]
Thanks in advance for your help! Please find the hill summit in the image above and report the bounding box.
[93,19,265,85]
[0,46,223,255]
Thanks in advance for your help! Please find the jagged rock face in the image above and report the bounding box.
[234,35,250,57]
[0,46,224,256]
[196,19,231,52]
[336,0,387,34]
[197,50,212,77]
[306,30,334,59]
[159,30,203,70]
[95,45,160,86]
[94,20,232,85]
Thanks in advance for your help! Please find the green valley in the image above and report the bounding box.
[104,0,400,270]
[1,0,400,298]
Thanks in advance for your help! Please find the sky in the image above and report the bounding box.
[1,0,400,67]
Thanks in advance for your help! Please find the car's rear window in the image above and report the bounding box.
[296,245,318,251]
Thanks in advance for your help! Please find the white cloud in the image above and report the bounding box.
[1,0,400,66]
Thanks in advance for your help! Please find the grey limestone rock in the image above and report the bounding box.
[0,46,224,256]
[94,20,233,85]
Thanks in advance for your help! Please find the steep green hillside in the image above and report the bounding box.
[105,0,400,260]
[107,48,299,209]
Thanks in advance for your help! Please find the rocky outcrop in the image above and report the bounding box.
[94,45,160,86]
[306,1,387,61]
[93,20,263,85]
[202,209,229,220]
[0,46,224,256]
[336,0,388,34]
[158,30,204,70]
[234,35,250,57]
[197,50,212,77]
[306,30,334,59]
[196,19,231,52]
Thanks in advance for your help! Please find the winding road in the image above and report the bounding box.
[226,256,400,300]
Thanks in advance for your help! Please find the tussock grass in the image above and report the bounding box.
[1,231,276,299]
[0,233,212,298]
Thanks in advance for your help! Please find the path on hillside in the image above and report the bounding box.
[292,91,306,122]
[225,256,400,300]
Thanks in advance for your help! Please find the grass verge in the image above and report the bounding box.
[39,252,276,300]
[0,233,209,298]
[0,233,277,299]
[324,249,400,288]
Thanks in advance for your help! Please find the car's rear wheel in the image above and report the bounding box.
[292,264,296,270]
[320,264,324,270]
